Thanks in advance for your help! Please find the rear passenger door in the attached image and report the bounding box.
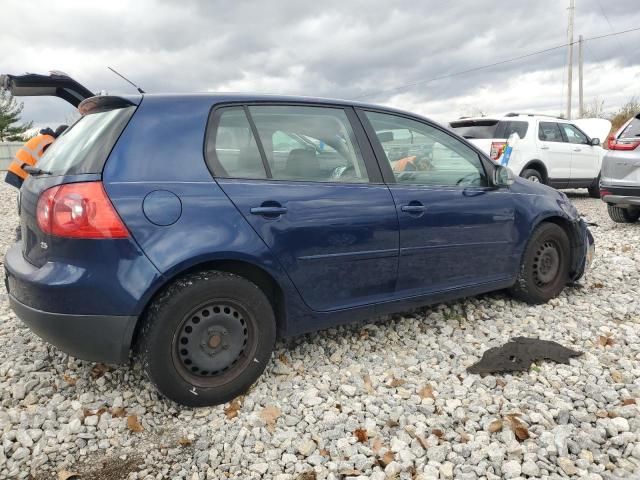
[537,121,572,186]
[206,104,399,312]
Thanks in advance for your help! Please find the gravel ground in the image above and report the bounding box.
[0,183,639,480]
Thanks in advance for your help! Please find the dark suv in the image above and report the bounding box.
[3,74,594,406]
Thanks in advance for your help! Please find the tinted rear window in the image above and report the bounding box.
[449,119,528,139]
[620,116,640,139]
[449,119,499,139]
[38,106,135,176]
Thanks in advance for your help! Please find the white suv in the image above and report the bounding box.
[449,113,611,198]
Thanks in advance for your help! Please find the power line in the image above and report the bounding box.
[595,0,626,52]
[352,26,640,101]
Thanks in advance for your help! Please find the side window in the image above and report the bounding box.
[561,124,589,144]
[248,105,368,183]
[205,107,266,179]
[538,122,564,142]
[364,111,487,187]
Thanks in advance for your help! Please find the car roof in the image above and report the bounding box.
[135,92,435,122]
[452,114,567,123]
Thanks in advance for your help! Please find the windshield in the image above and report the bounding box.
[38,106,135,176]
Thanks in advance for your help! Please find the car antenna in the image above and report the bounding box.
[107,66,146,94]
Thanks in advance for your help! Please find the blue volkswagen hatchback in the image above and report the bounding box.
[3,74,594,406]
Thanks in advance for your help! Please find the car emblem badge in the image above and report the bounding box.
[40,241,48,250]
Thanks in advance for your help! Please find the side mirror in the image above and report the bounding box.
[494,165,515,187]
[590,137,601,146]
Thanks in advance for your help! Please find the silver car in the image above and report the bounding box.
[600,113,640,223]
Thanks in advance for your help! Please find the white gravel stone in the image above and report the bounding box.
[502,460,521,478]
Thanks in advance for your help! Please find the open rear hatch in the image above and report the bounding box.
[1,72,94,107]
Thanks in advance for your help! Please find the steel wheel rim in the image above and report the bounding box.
[171,299,255,387]
[529,176,540,183]
[533,240,561,286]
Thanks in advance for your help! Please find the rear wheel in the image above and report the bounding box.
[608,205,640,223]
[139,271,276,407]
[521,168,544,184]
[509,223,570,304]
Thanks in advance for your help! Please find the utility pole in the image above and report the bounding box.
[566,0,575,119]
[578,34,584,117]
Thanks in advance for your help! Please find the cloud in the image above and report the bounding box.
[1,0,639,128]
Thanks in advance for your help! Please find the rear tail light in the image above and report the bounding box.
[490,141,506,161]
[37,182,129,239]
[599,188,611,198]
[607,135,640,151]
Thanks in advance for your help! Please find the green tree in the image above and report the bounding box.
[0,89,33,141]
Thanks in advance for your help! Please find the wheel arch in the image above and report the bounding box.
[531,215,583,277]
[130,258,288,352]
[521,160,549,183]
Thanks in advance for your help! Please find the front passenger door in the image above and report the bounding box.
[560,123,599,183]
[360,110,516,297]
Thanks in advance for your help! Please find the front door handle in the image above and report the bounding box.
[540,145,550,150]
[573,147,582,152]
[250,205,287,216]
[401,202,425,214]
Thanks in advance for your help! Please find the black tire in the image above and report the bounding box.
[521,168,544,184]
[587,176,600,198]
[509,223,571,304]
[138,271,276,407]
[608,205,640,223]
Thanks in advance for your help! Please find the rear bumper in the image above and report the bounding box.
[600,184,640,207]
[9,294,136,363]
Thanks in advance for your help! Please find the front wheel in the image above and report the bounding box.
[509,223,571,304]
[521,168,544,184]
[139,271,276,407]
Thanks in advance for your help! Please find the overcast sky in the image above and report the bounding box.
[2,0,639,128]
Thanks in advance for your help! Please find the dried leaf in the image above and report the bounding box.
[418,384,435,400]
[388,377,405,388]
[386,419,399,428]
[319,448,330,457]
[58,471,80,480]
[459,432,471,443]
[622,398,637,406]
[335,403,342,412]
[371,437,383,455]
[278,353,291,367]
[363,374,375,394]
[378,451,395,467]
[505,415,529,442]
[359,328,369,339]
[110,407,126,418]
[126,415,143,433]
[596,410,608,418]
[297,472,317,480]
[592,282,604,288]
[496,379,507,388]
[354,428,368,443]
[339,469,361,477]
[514,425,530,441]
[90,363,109,379]
[178,437,192,446]
[488,420,503,433]
[598,335,614,347]
[416,434,429,450]
[622,244,632,252]
[224,397,242,419]
[260,405,281,431]
[62,374,77,386]
[432,428,444,438]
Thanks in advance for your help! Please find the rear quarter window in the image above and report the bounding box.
[37,106,135,176]
[620,116,640,139]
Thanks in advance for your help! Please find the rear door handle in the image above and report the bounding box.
[401,202,425,214]
[250,206,287,216]
[540,145,550,150]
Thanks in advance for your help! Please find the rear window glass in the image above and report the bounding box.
[620,116,640,139]
[449,120,528,139]
[38,106,135,176]
[449,120,499,139]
